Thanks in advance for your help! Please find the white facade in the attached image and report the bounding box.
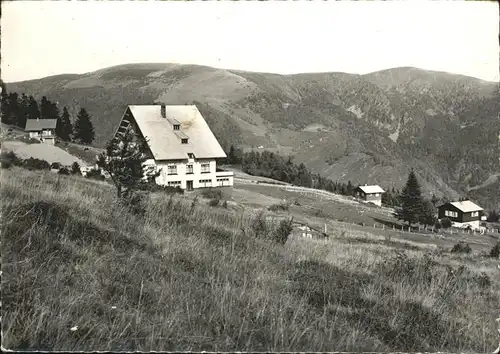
[452,220,481,230]
[149,158,234,190]
[29,130,56,145]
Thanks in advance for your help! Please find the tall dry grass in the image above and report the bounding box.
[2,167,499,352]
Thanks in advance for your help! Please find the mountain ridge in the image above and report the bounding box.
[5,63,499,209]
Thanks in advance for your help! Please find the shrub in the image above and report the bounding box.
[58,167,70,175]
[451,241,472,254]
[440,217,452,229]
[51,162,62,170]
[86,168,105,181]
[23,157,50,171]
[222,200,228,208]
[251,211,268,237]
[273,218,293,244]
[139,182,184,195]
[1,151,22,169]
[489,241,500,258]
[268,201,289,212]
[208,198,220,207]
[201,188,223,200]
[71,162,81,175]
[487,210,499,223]
[434,219,442,230]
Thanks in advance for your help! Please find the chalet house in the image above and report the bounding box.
[354,185,385,207]
[24,118,57,145]
[437,200,484,229]
[112,104,233,191]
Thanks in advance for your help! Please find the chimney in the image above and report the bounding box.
[160,104,166,118]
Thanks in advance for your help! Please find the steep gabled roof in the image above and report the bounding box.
[358,185,385,194]
[449,200,483,213]
[125,105,226,160]
[25,119,57,131]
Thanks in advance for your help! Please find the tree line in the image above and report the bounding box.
[223,145,402,206]
[0,83,95,144]
[222,145,500,228]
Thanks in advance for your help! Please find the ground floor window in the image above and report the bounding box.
[199,179,212,187]
[217,177,230,186]
[168,181,181,187]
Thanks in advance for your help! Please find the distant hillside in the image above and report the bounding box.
[6,63,499,208]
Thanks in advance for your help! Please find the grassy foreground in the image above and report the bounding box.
[2,167,499,352]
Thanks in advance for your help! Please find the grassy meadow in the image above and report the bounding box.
[2,167,499,352]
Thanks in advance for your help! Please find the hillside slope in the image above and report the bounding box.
[6,63,499,207]
[2,168,499,352]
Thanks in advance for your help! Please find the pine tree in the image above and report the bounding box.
[419,200,437,226]
[97,125,158,198]
[27,96,40,121]
[2,92,19,126]
[73,108,95,145]
[0,82,11,124]
[393,169,425,226]
[40,96,51,119]
[17,94,30,128]
[56,107,73,141]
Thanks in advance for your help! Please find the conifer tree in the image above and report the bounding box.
[97,125,158,198]
[40,96,51,119]
[393,169,425,226]
[56,107,73,141]
[27,96,40,121]
[73,108,95,145]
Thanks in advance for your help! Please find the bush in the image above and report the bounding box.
[1,151,22,169]
[251,211,268,237]
[86,168,105,181]
[201,188,223,200]
[222,200,228,208]
[440,217,452,229]
[273,218,293,244]
[23,157,50,171]
[51,162,62,170]
[487,210,499,223]
[71,162,81,175]
[451,241,472,254]
[208,198,220,207]
[489,241,500,258]
[139,182,184,195]
[58,167,70,175]
[268,201,290,212]
[434,220,442,230]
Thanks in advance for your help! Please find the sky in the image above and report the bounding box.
[1,0,499,83]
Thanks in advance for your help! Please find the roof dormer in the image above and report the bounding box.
[173,124,180,131]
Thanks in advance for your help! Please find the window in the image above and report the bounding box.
[187,153,195,159]
[173,125,180,130]
[181,138,188,144]
[445,210,458,218]
[471,211,479,217]
[199,179,212,187]
[186,164,194,174]
[201,163,210,173]
[167,181,181,186]
[375,193,380,197]
[167,165,177,175]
